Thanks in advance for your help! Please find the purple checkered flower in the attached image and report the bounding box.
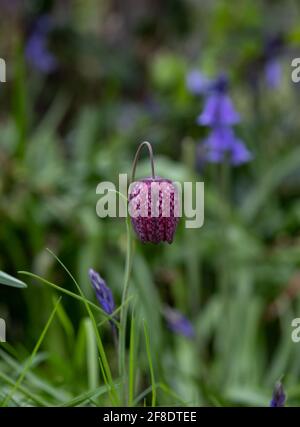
[270,382,286,407]
[186,70,210,95]
[164,307,195,339]
[88,269,115,316]
[25,15,57,73]
[129,142,179,244]
[129,177,179,244]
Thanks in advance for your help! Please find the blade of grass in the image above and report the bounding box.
[1,297,61,407]
[60,383,119,407]
[143,320,156,407]
[0,348,69,402]
[108,189,134,405]
[0,371,49,407]
[128,310,137,406]
[53,295,75,350]
[46,248,119,405]
[18,271,118,326]
[0,271,27,288]
[84,318,99,390]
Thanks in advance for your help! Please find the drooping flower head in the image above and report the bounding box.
[203,127,252,166]
[88,268,115,316]
[270,381,286,407]
[164,307,195,339]
[196,74,252,167]
[197,74,240,126]
[128,142,179,244]
[25,15,57,73]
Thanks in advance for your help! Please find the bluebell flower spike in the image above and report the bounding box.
[270,381,286,407]
[164,307,195,339]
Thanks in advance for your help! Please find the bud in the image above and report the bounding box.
[129,142,179,244]
[270,381,286,407]
[129,177,179,244]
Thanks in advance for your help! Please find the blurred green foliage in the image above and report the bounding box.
[1,0,300,407]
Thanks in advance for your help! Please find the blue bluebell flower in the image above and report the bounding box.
[164,307,195,339]
[197,75,240,126]
[186,70,210,95]
[25,15,57,73]
[88,268,115,316]
[270,382,286,407]
[196,74,252,167]
[263,34,284,89]
[264,59,281,89]
[203,127,252,166]
[197,93,240,126]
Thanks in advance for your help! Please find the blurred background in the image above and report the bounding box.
[1,0,300,406]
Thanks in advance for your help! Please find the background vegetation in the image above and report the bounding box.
[1,0,300,406]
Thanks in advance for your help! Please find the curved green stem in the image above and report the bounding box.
[108,189,133,405]
[131,141,155,182]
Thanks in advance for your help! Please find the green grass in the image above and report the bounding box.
[1,0,300,408]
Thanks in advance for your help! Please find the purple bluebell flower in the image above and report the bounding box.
[196,73,252,167]
[186,70,210,95]
[88,269,115,316]
[264,59,282,89]
[203,127,252,166]
[270,382,286,407]
[197,74,240,126]
[164,307,195,339]
[25,15,57,73]
[197,93,240,126]
[230,140,252,165]
[263,34,284,89]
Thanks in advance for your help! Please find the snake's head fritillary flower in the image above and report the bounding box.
[164,307,195,339]
[129,177,179,244]
[270,381,286,407]
[128,142,179,244]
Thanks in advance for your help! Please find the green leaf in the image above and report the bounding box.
[0,271,27,289]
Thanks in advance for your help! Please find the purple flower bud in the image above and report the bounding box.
[129,177,179,244]
[186,70,210,95]
[265,59,282,89]
[25,15,57,73]
[164,307,195,339]
[270,382,286,407]
[88,269,115,316]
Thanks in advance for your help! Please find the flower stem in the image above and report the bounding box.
[107,188,133,404]
[119,214,133,404]
[131,141,156,182]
